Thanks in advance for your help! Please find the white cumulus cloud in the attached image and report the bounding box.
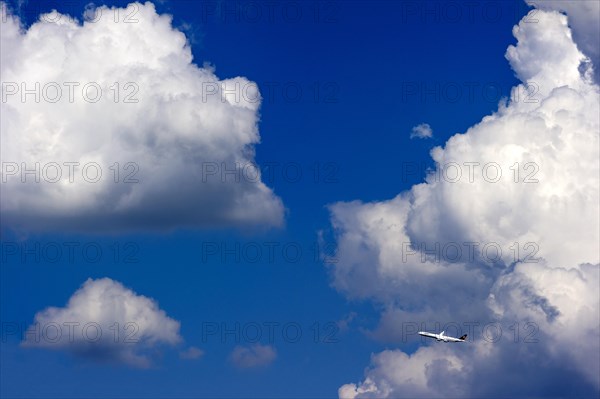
[410,123,433,139]
[339,346,466,399]
[329,7,599,398]
[525,0,600,81]
[22,277,181,368]
[0,2,284,233]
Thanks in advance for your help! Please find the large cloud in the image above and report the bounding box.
[329,7,599,398]
[0,2,284,233]
[22,277,181,367]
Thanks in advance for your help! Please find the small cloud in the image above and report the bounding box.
[22,278,181,368]
[229,344,276,369]
[410,123,433,139]
[336,311,357,332]
[180,346,204,360]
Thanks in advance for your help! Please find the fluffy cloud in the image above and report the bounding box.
[0,2,284,233]
[339,347,467,399]
[410,123,433,139]
[229,343,277,369]
[22,277,181,367]
[329,7,599,398]
[525,0,600,81]
[340,326,599,399]
[489,261,600,387]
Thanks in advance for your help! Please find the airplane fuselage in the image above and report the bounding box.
[418,331,466,342]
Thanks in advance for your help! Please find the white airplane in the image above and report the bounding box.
[418,330,467,342]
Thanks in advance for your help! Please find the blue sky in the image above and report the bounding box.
[1,0,599,398]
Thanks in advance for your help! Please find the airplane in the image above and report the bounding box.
[418,330,467,342]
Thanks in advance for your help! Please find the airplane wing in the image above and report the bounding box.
[418,331,437,339]
[418,332,467,342]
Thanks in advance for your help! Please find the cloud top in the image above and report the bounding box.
[23,277,181,368]
[330,7,599,398]
[0,2,284,233]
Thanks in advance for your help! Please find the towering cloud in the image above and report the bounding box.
[330,7,599,398]
[525,0,600,81]
[0,2,284,233]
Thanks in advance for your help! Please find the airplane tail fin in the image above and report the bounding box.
[459,334,467,341]
[440,331,445,336]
